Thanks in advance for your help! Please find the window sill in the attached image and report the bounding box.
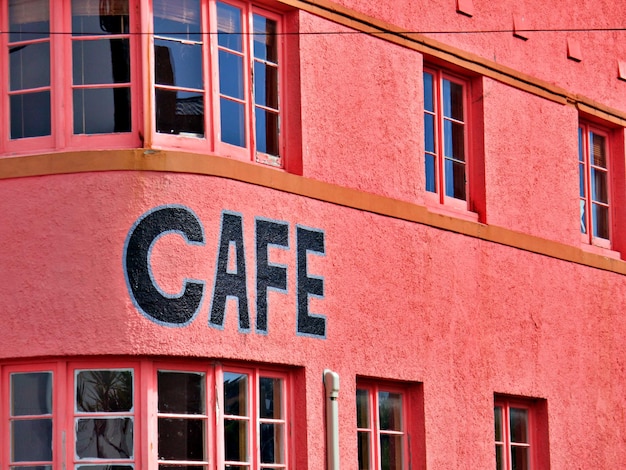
[580,240,621,260]
[425,193,479,223]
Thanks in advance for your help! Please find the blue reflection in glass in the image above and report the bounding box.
[154,40,203,90]
[217,2,242,51]
[10,92,51,139]
[221,98,245,147]
[424,114,435,153]
[425,154,436,192]
[219,50,244,99]
[10,42,50,91]
[153,0,201,41]
[423,72,434,112]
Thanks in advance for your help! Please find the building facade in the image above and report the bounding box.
[2,0,626,468]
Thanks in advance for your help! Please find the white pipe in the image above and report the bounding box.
[324,369,340,470]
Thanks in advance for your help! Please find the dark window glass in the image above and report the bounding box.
[423,72,434,112]
[158,418,205,461]
[9,0,50,42]
[379,434,403,470]
[72,0,129,35]
[74,87,131,134]
[154,0,201,41]
[593,204,610,239]
[9,42,50,91]
[75,418,133,459]
[76,370,133,413]
[255,109,279,156]
[425,154,436,193]
[378,391,402,431]
[260,423,283,464]
[509,408,528,443]
[158,371,205,414]
[154,40,203,90]
[220,98,246,147]
[217,2,243,51]
[11,420,53,462]
[259,377,281,419]
[443,79,464,121]
[73,39,130,85]
[224,419,248,461]
[11,372,52,416]
[10,91,51,139]
[155,90,204,136]
[219,51,245,100]
[253,14,277,63]
[253,62,278,109]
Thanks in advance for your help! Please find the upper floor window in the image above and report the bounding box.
[579,121,611,247]
[423,67,468,208]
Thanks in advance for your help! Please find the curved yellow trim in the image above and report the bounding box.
[1,149,625,276]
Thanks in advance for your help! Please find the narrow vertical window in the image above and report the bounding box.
[259,376,286,469]
[157,370,208,468]
[71,0,131,135]
[10,371,53,468]
[494,400,531,470]
[223,372,250,467]
[356,384,405,470]
[579,122,611,246]
[423,67,468,206]
[154,0,204,136]
[8,0,52,139]
[74,369,134,469]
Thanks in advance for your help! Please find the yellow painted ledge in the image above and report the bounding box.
[1,149,625,276]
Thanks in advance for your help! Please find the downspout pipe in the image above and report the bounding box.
[324,369,340,470]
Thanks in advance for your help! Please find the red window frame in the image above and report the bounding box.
[356,381,408,470]
[423,66,470,211]
[579,121,612,248]
[494,397,534,470]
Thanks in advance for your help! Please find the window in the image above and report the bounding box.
[423,67,469,207]
[494,396,549,470]
[579,121,611,247]
[1,360,291,470]
[356,382,407,470]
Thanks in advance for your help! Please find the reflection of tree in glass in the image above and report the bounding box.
[76,370,133,460]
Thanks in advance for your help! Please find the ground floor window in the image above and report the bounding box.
[1,360,291,470]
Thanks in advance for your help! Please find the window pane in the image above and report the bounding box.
[11,372,52,416]
[219,50,244,100]
[443,120,465,161]
[224,373,248,415]
[425,153,436,193]
[379,434,403,470]
[592,204,610,239]
[511,446,530,470]
[10,42,50,91]
[378,392,402,431]
[495,444,504,470]
[424,113,435,153]
[358,431,371,470]
[578,127,584,163]
[158,371,205,414]
[260,423,284,464]
[73,39,130,85]
[77,466,133,470]
[9,0,49,42]
[224,419,248,462]
[156,90,204,136]
[72,0,129,35]
[153,0,201,41]
[443,79,463,121]
[356,389,369,428]
[73,87,131,134]
[76,370,133,413]
[159,467,205,470]
[217,2,243,51]
[423,72,434,112]
[253,15,277,63]
[11,419,53,462]
[591,168,608,204]
[220,98,246,147]
[580,199,587,234]
[591,132,607,168]
[255,108,279,156]
[10,466,52,470]
[445,158,466,200]
[254,62,278,109]
[494,406,503,441]
[155,40,203,90]
[158,418,205,461]
[509,408,528,443]
[259,377,282,419]
[10,91,51,139]
[579,162,586,198]
[76,418,133,459]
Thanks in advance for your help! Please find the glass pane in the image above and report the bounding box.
[153,0,201,41]
[11,419,52,462]
[9,0,49,42]
[443,79,464,121]
[224,467,247,470]
[11,372,52,416]
[77,467,133,470]
[217,2,242,51]
[10,42,50,90]
[424,113,435,153]
[357,431,371,470]
[580,199,587,234]
[591,132,607,168]
[425,153,436,193]
[445,158,466,200]
[444,119,465,161]
[356,389,369,428]
[259,377,282,419]
[254,62,278,109]
[578,127,584,163]
[76,418,133,459]
[158,418,205,461]
[219,50,244,100]
[255,108,279,156]
[591,168,608,204]
[76,370,133,413]
[220,98,246,147]
[72,0,129,35]
[253,15,277,63]
[158,371,205,414]
[423,72,434,112]
[379,434,403,470]
[74,87,131,134]
[259,423,284,464]
[511,446,530,470]
[378,392,402,431]
[495,444,504,470]
[509,408,528,443]
[10,91,51,139]
[10,467,52,470]
[73,39,130,85]
[155,90,204,136]
[579,163,586,198]
[593,204,610,239]
[224,373,248,416]
[494,406,502,441]
[154,40,203,90]
[159,467,205,470]
[224,419,248,462]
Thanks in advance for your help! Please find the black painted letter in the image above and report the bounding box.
[296,226,326,338]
